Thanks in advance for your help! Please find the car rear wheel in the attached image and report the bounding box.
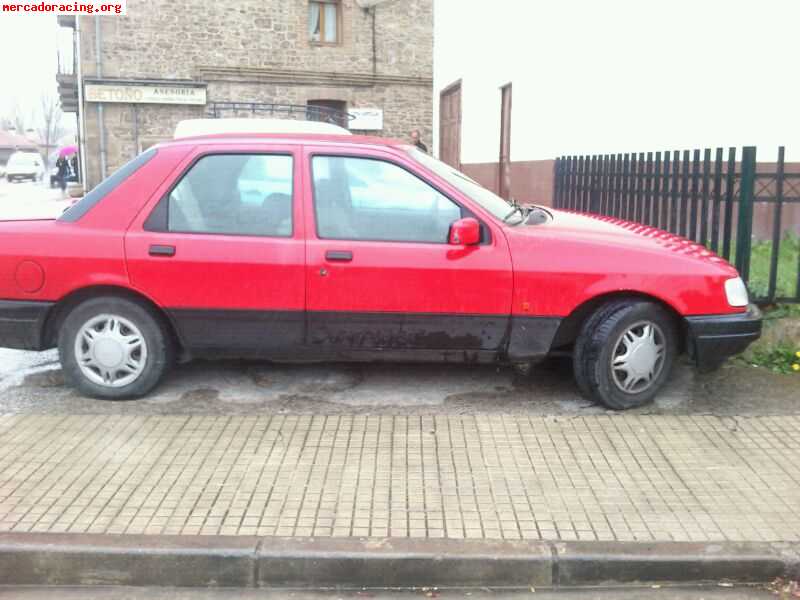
[58,296,173,400]
[573,301,677,410]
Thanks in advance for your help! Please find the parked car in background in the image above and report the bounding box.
[5,152,45,182]
[0,120,762,409]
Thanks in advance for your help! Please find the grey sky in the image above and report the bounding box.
[0,12,71,128]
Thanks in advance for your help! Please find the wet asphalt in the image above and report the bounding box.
[0,347,796,416]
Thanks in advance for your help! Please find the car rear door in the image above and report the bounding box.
[124,143,306,355]
[302,145,513,359]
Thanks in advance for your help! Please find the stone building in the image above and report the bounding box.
[57,0,433,188]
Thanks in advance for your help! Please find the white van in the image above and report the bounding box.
[5,152,45,183]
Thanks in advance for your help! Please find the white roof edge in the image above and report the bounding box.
[173,118,353,139]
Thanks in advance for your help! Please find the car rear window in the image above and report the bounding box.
[59,148,157,222]
[8,154,38,167]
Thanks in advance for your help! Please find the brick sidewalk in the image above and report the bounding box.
[0,414,798,542]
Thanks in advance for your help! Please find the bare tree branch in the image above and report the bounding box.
[37,94,65,163]
[1,101,32,135]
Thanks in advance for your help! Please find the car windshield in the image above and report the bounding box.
[8,154,37,167]
[406,147,523,224]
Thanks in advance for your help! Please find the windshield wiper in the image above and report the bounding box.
[502,199,530,224]
[503,205,524,222]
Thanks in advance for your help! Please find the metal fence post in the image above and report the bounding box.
[767,146,785,301]
[590,156,600,213]
[735,146,757,282]
[722,148,737,261]
[553,158,563,208]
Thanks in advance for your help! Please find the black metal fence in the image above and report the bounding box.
[206,102,354,128]
[553,147,800,304]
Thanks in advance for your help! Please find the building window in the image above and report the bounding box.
[309,0,340,44]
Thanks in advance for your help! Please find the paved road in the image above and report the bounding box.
[0,585,779,599]
[0,178,72,220]
[0,347,797,415]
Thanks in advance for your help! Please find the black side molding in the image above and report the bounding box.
[505,316,562,362]
[0,300,55,351]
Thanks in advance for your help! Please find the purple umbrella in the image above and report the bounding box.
[59,145,78,158]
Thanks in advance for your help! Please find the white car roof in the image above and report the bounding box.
[173,118,352,139]
[8,152,40,162]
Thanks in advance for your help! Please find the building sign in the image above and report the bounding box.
[85,82,207,105]
[348,108,383,131]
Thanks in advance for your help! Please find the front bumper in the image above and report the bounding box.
[685,304,762,369]
[0,300,54,351]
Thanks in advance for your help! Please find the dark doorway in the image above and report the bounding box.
[439,81,462,169]
[498,83,512,199]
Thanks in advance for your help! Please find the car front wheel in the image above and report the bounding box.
[58,296,173,400]
[573,301,678,410]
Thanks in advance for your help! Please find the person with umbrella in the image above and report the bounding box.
[56,145,77,196]
[55,155,69,195]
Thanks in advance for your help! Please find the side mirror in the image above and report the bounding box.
[449,217,481,246]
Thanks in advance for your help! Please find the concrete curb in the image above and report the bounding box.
[0,533,796,589]
[0,533,257,587]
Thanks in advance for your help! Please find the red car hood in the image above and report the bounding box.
[502,208,743,316]
[519,208,738,273]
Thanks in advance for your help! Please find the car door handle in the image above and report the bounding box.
[149,244,176,257]
[325,250,353,262]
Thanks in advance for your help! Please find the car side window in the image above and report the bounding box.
[167,154,293,237]
[312,155,462,243]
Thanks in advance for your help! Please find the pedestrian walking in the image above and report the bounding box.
[410,129,428,153]
[56,156,69,196]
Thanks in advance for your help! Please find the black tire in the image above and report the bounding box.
[572,299,635,399]
[573,301,678,410]
[58,296,173,400]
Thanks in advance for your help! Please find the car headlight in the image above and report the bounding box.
[724,277,749,307]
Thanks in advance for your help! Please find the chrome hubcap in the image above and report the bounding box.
[74,314,147,388]
[610,320,665,394]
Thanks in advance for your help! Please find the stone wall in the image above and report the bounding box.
[78,0,433,186]
[80,0,431,81]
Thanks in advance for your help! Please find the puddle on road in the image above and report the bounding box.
[0,349,60,392]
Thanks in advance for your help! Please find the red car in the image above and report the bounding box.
[0,127,761,409]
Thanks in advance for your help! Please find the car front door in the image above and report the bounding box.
[125,144,306,356]
[303,146,513,360]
